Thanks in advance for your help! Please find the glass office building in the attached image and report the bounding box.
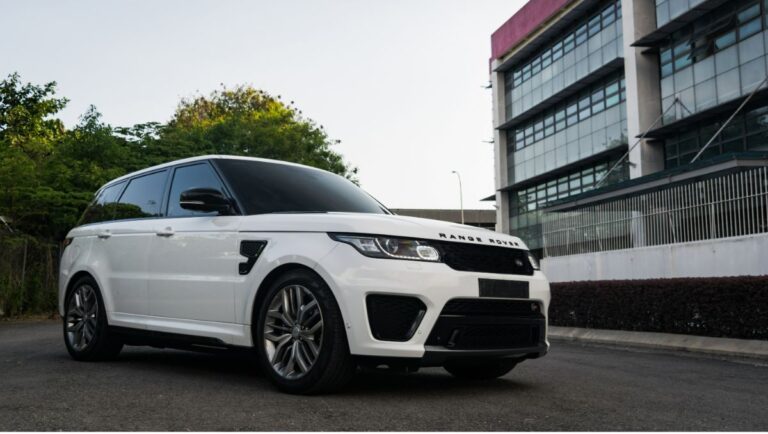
[489,0,768,270]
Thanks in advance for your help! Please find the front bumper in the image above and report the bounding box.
[314,243,551,362]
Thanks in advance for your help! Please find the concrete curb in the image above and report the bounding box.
[548,326,768,359]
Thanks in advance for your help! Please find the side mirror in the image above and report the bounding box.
[179,188,233,214]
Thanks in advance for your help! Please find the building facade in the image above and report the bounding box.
[489,0,768,280]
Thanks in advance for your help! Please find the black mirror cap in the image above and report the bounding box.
[179,188,233,214]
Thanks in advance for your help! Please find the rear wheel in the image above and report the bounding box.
[444,359,518,380]
[63,276,123,361]
[255,269,356,394]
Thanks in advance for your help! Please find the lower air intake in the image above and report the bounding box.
[366,295,426,342]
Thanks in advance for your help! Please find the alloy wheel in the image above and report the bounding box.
[263,284,324,379]
[66,284,99,352]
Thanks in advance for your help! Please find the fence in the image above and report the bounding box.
[542,166,768,256]
[0,234,60,317]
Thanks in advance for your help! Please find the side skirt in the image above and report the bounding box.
[109,326,251,354]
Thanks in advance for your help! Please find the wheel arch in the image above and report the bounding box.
[62,269,110,316]
[249,263,349,347]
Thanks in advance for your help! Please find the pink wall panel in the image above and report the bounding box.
[491,0,575,61]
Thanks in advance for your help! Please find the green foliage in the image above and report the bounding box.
[140,85,357,179]
[0,74,356,241]
[0,74,356,315]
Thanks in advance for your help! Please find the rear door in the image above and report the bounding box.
[146,161,241,326]
[99,170,169,325]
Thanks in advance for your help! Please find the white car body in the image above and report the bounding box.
[59,155,549,377]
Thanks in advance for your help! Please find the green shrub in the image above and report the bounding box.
[550,276,768,340]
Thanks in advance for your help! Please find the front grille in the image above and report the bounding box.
[435,241,533,275]
[426,298,545,350]
[366,295,426,342]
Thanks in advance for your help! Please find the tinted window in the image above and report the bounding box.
[78,181,126,225]
[114,170,167,220]
[213,159,387,215]
[167,163,226,217]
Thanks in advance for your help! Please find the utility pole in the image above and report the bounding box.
[451,171,465,224]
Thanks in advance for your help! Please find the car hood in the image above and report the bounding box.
[238,212,528,250]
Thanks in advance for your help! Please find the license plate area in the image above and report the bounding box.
[478,278,529,298]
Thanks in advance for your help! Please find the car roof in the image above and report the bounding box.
[98,155,324,193]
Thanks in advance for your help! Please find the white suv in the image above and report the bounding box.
[59,155,549,394]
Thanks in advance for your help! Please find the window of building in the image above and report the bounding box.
[504,0,621,91]
[659,0,766,78]
[664,103,768,168]
[507,75,626,153]
[508,158,629,251]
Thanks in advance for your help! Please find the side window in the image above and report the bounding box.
[114,170,168,220]
[78,181,125,226]
[167,163,227,217]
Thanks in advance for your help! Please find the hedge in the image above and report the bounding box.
[549,276,768,340]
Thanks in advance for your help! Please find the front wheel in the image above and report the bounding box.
[63,276,123,361]
[444,359,518,380]
[254,269,356,394]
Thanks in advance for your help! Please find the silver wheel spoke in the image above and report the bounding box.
[267,308,293,327]
[281,289,293,322]
[297,299,317,325]
[294,341,310,373]
[303,338,320,358]
[307,318,323,334]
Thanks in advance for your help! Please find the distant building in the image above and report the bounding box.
[488,0,768,281]
[390,209,496,229]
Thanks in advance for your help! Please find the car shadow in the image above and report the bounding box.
[107,346,536,397]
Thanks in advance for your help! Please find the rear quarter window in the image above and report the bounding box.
[113,170,168,220]
[77,181,126,226]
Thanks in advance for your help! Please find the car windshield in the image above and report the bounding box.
[213,158,389,215]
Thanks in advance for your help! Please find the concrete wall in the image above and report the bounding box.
[541,233,768,282]
[491,60,510,233]
[622,0,665,178]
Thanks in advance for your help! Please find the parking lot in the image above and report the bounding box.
[1,319,767,431]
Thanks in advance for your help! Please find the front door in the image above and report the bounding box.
[147,161,241,325]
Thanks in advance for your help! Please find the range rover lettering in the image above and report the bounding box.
[59,155,550,394]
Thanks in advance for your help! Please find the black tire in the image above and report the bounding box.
[254,269,356,394]
[63,275,123,361]
[444,359,518,380]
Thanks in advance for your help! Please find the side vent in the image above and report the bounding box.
[239,240,267,275]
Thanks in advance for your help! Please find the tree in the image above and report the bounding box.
[156,85,357,181]
[0,73,69,238]
[0,75,358,241]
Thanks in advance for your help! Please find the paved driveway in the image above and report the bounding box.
[1,320,767,431]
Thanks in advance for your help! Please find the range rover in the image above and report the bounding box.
[59,155,549,394]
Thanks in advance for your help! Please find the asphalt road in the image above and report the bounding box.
[1,320,767,431]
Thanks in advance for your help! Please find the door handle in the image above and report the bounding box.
[97,230,111,239]
[156,227,175,237]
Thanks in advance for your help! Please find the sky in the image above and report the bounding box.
[1,0,525,210]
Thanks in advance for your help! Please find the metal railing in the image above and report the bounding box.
[542,166,768,257]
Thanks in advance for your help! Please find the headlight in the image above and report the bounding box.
[329,233,441,262]
[527,252,540,270]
